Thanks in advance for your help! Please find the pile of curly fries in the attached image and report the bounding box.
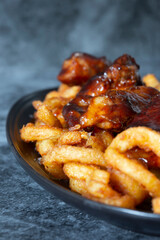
[20,53,160,213]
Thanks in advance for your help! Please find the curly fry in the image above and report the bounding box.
[20,123,63,142]
[43,146,105,166]
[143,74,160,91]
[105,127,160,197]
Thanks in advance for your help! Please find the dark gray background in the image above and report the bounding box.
[1,0,160,239]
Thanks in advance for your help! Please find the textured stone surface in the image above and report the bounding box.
[1,0,160,239]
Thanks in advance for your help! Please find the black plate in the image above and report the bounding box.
[6,88,160,236]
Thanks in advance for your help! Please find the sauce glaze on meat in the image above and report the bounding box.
[57,52,109,85]
[62,54,143,129]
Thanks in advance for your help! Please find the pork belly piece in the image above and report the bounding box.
[57,52,109,85]
[62,54,142,128]
[80,86,159,132]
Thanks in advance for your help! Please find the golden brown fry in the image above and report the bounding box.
[44,96,70,110]
[36,139,56,156]
[43,97,63,110]
[109,168,148,204]
[70,178,135,209]
[67,164,135,209]
[36,105,61,127]
[58,131,82,145]
[63,162,109,183]
[58,130,105,151]
[84,194,135,209]
[35,119,45,127]
[85,165,119,198]
[88,167,110,185]
[61,86,81,98]
[105,127,160,197]
[64,162,96,181]
[55,111,68,128]
[93,129,113,149]
[86,180,120,199]
[44,146,105,166]
[85,136,105,152]
[20,123,63,142]
[32,100,43,110]
[65,163,117,198]
[41,157,67,179]
[45,85,81,100]
[69,178,87,195]
[152,198,160,214]
[58,83,70,93]
[67,162,144,203]
[106,148,160,197]
[143,74,160,90]
[45,90,60,100]
[109,127,160,159]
